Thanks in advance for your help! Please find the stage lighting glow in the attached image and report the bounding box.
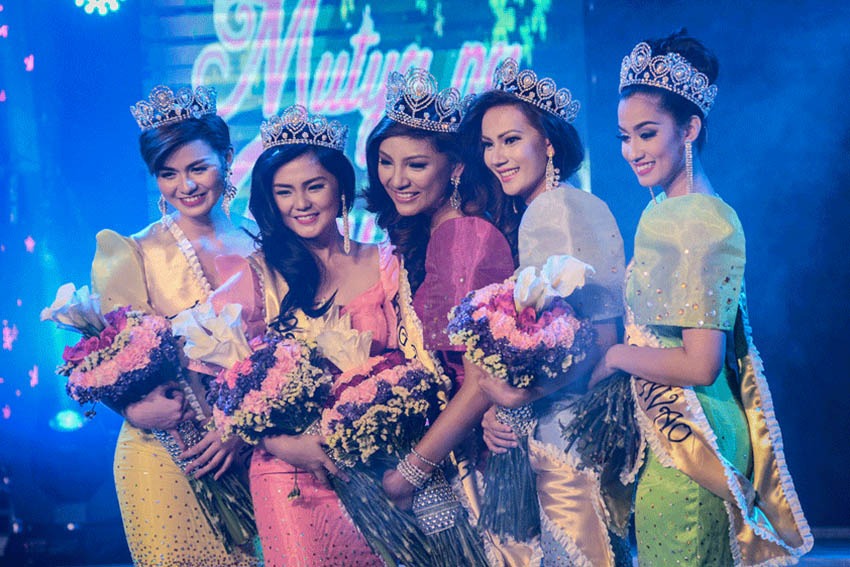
[49,410,84,432]
[74,0,123,16]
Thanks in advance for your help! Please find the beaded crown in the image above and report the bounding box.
[491,58,580,124]
[260,105,348,152]
[130,85,217,131]
[619,42,717,116]
[385,67,473,133]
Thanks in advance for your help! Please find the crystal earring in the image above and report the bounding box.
[545,146,560,192]
[685,140,694,194]
[341,193,351,254]
[222,168,238,219]
[158,195,168,222]
[512,198,519,215]
[449,175,461,210]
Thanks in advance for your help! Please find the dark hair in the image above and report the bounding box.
[363,117,491,292]
[457,89,585,262]
[619,29,719,151]
[138,114,232,174]
[249,144,356,332]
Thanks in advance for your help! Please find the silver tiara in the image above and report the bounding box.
[130,85,217,131]
[619,42,717,116]
[385,67,473,133]
[491,58,580,124]
[260,105,348,152]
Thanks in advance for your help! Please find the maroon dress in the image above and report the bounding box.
[412,216,515,385]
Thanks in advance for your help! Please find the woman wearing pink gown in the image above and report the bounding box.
[236,106,387,567]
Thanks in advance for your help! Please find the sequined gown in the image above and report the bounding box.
[91,217,259,567]
[248,242,398,567]
[626,194,810,566]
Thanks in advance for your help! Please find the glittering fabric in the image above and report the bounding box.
[627,194,811,566]
[249,242,398,567]
[92,222,259,567]
[114,423,258,567]
[412,216,514,383]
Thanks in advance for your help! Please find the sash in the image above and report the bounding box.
[626,292,812,566]
[527,435,625,567]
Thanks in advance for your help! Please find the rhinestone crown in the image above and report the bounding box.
[385,67,473,133]
[619,42,717,116]
[491,58,580,124]
[260,105,348,152]
[130,85,217,131]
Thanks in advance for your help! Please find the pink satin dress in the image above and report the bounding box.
[412,216,515,385]
[250,243,399,567]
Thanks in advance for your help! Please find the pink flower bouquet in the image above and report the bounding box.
[57,306,181,412]
[320,350,487,567]
[207,334,332,445]
[447,255,598,542]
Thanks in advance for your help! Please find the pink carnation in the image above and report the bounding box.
[338,378,378,405]
[240,389,272,417]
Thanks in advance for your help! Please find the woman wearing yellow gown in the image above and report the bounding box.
[91,85,259,567]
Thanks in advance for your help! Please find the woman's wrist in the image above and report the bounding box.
[606,344,626,372]
[409,447,439,473]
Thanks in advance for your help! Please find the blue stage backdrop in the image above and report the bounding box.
[0,0,847,563]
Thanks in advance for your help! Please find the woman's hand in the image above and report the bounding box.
[588,345,621,389]
[481,405,518,454]
[382,468,415,510]
[123,382,194,430]
[477,371,538,408]
[180,426,244,480]
[262,434,347,488]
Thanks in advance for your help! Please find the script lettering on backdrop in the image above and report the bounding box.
[192,0,521,185]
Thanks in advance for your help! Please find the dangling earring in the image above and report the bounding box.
[158,195,168,222]
[512,199,519,215]
[449,175,461,210]
[685,140,694,194]
[341,193,351,254]
[545,146,560,192]
[222,167,238,219]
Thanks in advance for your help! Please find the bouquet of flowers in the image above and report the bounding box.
[447,255,598,542]
[41,284,179,413]
[320,325,487,567]
[42,285,258,552]
[173,303,333,446]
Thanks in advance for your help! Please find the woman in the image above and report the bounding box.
[590,32,812,565]
[464,60,628,567]
[92,85,258,566]
[244,105,394,567]
[372,68,548,565]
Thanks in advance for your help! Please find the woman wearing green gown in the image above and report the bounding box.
[590,31,812,566]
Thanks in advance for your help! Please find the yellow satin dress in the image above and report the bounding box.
[91,217,259,567]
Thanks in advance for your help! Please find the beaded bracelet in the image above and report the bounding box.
[397,455,431,489]
[410,448,440,469]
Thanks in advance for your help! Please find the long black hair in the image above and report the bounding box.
[249,144,355,332]
[457,89,585,262]
[619,29,719,151]
[364,116,493,292]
